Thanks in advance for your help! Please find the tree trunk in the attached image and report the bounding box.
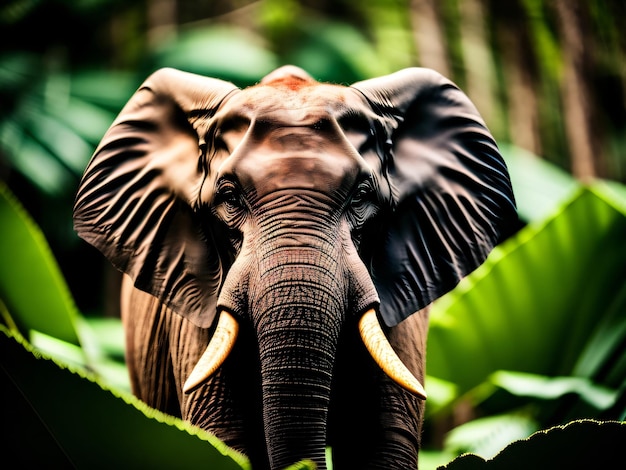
[410,0,450,77]
[458,0,501,137]
[554,0,596,181]
[495,0,542,156]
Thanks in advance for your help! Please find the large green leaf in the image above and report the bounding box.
[440,419,625,469]
[427,182,626,393]
[478,371,619,413]
[443,413,539,460]
[68,69,138,113]
[0,181,82,345]
[500,144,579,223]
[0,118,76,195]
[0,326,249,469]
[0,181,129,390]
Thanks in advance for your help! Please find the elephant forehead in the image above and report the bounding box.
[215,80,370,197]
[223,81,348,122]
[235,145,363,199]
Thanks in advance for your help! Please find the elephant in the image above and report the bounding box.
[73,65,516,469]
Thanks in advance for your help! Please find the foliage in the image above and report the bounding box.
[150,26,279,85]
[422,177,626,465]
[441,420,626,470]
[0,180,128,388]
[499,144,580,223]
[2,163,624,468]
[0,180,81,344]
[1,1,625,468]
[428,183,626,392]
[0,326,250,469]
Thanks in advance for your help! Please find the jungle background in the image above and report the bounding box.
[1,0,625,468]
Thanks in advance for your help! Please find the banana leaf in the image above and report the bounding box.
[0,326,249,469]
[440,419,625,469]
[0,181,82,345]
[500,144,580,223]
[0,180,128,389]
[427,181,626,394]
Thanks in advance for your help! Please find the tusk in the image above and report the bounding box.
[358,309,427,400]
[183,310,239,394]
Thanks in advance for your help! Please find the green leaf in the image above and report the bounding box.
[424,375,460,417]
[28,329,88,368]
[78,316,131,391]
[284,460,317,470]
[0,181,82,345]
[0,120,75,195]
[444,413,539,460]
[0,326,249,469]
[45,94,117,144]
[0,183,130,389]
[477,371,619,414]
[0,59,134,196]
[427,182,626,394]
[82,316,126,362]
[418,450,457,470]
[26,105,94,174]
[69,69,137,111]
[441,419,626,469]
[500,144,579,222]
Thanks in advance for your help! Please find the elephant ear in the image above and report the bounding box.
[73,68,239,328]
[351,68,517,327]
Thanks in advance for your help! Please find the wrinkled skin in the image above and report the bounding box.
[74,66,516,469]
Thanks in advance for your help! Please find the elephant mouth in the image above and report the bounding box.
[183,308,427,400]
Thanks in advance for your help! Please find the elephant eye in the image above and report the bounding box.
[216,181,241,206]
[352,186,371,205]
[351,179,376,206]
[347,179,379,248]
[214,178,246,227]
[349,178,379,228]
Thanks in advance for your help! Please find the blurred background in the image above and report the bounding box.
[2,0,625,314]
[1,0,624,467]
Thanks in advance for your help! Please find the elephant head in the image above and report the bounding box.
[74,65,516,469]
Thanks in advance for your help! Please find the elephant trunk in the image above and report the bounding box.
[200,203,389,468]
[252,250,347,470]
[185,235,426,468]
[258,316,334,469]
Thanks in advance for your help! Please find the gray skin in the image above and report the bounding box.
[121,281,428,469]
[74,66,516,469]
